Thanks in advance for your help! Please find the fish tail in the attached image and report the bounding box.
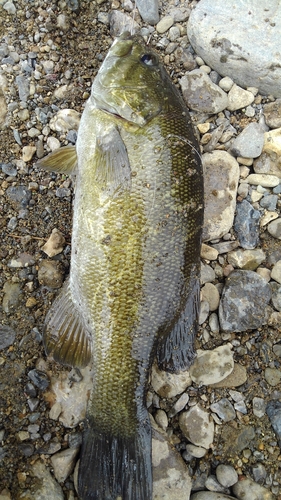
[78,417,152,500]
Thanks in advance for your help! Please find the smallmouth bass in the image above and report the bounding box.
[37,32,204,500]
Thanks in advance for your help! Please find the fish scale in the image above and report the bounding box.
[37,32,204,500]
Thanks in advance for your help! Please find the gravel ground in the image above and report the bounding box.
[1,1,281,499]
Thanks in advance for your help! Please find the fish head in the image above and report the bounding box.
[91,31,167,126]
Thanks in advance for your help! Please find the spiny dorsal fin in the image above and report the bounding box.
[35,145,77,174]
[43,280,92,368]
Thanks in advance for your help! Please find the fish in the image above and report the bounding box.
[37,31,204,500]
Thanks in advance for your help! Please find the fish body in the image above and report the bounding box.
[38,32,203,500]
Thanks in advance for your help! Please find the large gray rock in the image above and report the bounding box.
[219,270,272,332]
[187,0,281,97]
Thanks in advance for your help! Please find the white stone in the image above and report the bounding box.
[246,173,280,187]
[156,16,174,34]
[271,260,281,284]
[200,243,218,261]
[189,344,234,386]
[49,109,81,133]
[219,76,234,92]
[227,84,255,111]
[201,282,220,311]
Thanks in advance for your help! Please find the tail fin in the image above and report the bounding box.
[78,419,152,500]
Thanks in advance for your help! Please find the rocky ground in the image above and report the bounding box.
[1,0,281,499]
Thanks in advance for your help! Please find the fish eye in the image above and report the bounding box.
[140,53,157,66]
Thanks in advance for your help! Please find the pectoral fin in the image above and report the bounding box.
[35,145,77,174]
[43,280,92,368]
[157,270,200,373]
[94,127,131,197]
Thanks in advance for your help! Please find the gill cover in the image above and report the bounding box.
[90,32,164,126]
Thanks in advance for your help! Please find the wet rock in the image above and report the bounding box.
[266,400,281,448]
[28,369,50,391]
[41,229,65,258]
[216,464,238,488]
[136,0,159,24]
[190,344,234,386]
[219,270,271,332]
[0,325,16,350]
[210,398,236,422]
[232,477,274,500]
[179,404,214,449]
[151,363,192,398]
[37,260,65,289]
[202,151,239,241]
[187,0,281,97]
[234,200,260,249]
[180,69,228,113]
[51,447,79,483]
[230,123,264,158]
[2,282,22,314]
[227,249,266,270]
[152,426,192,499]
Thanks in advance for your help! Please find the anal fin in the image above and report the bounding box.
[43,280,92,368]
[157,273,200,373]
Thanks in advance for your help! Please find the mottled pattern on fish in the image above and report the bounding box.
[38,32,204,500]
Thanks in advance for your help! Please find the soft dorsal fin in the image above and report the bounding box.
[35,145,77,174]
[94,127,131,197]
[43,280,92,368]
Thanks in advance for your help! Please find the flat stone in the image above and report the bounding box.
[187,0,281,97]
[266,400,281,448]
[51,447,79,483]
[201,243,219,261]
[136,0,159,24]
[179,404,214,449]
[230,123,264,158]
[27,460,64,500]
[201,283,220,311]
[234,200,260,249]
[180,69,228,113]
[246,173,280,187]
[37,260,65,289]
[210,398,236,422]
[264,99,281,128]
[263,128,281,177]
[0,325,16,350]
[202,151,239,241]
[219,270,271,332]
[190,344,234,386]
[152,426,192,499]
[156,16,174,34]
[264,367,281,387]
[49,109,81,133]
